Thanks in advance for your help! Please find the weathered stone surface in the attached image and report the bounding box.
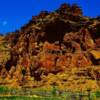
[0,3,99,90]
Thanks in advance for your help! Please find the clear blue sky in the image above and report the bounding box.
[0,0,100,34]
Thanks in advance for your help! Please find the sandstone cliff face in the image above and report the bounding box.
[0,4,100,89]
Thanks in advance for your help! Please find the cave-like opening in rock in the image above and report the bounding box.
[43,19,71,43]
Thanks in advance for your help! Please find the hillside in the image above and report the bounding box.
[0,3,100,92]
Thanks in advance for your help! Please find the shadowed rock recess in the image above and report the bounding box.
[0,3,100,91]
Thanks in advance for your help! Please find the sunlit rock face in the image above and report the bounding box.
[0,3,99,90]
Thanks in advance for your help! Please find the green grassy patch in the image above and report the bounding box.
[0,86,100,100]
[0,96,63,100]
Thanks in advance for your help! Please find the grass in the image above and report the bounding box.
[0,86,10,94]
[96,91,100,97]
[0,96,63,100]
[0,86,100,100]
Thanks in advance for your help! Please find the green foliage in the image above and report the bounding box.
[0,86,100,100]
[90,93,97,100]
[0,96,63,100]
[0,86,14,95]
[96,91,100,97]
[52,86,57,96]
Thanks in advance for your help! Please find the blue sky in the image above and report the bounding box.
[0,0,100,34]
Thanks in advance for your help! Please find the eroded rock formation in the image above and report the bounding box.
[0,3,100,90]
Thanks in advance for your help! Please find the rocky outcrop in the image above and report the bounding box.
[0,3,99,90]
